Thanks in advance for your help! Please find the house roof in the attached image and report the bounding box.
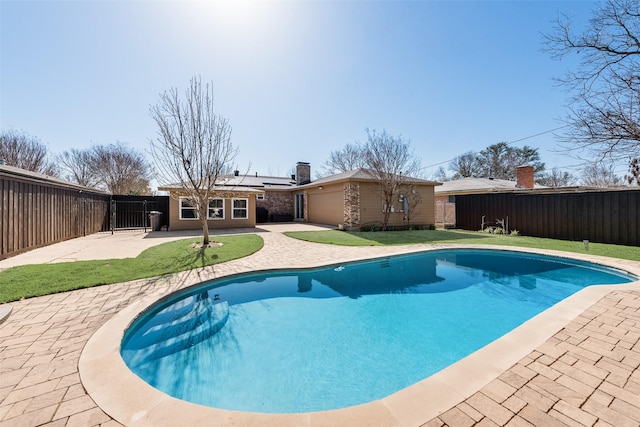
[159,168,440,193]
[435,177,546,195]
[157,173,285,193]
[301,168,441,188]
[0,164,107,194]
[217,173,296,188]
[434,177,639,195]
[156,183,265,194]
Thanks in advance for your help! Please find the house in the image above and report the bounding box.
[434,165,545,227]
[296,168,440,230]
[159,162,441,231]
[156,183,264,231]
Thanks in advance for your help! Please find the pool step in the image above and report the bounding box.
[123,300,229,367]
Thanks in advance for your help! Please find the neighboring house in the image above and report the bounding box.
[159,162,441,231]
[435,166,545,227]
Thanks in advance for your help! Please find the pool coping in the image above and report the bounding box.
[79,245,640,427]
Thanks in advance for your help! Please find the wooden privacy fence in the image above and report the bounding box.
[454,189,640,246]
[1,166,110,259]
[0,166,173,259]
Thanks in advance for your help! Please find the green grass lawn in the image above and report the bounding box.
[284,229,640,261]
[0,234,263,303]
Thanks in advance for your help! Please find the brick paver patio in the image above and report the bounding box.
[1,230,639,426]
[424,290,640,427]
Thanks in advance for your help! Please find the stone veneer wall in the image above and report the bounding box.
[303,191,309,221]
[343,183,361,230]
[258,191,294,216]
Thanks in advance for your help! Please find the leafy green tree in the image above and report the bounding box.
[448,142,545,180]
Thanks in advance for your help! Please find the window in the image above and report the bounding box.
[179,197,197,220]
[232,198,248,219]
[208,198,224,219]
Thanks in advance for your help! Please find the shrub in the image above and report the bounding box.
[412,224,431,231]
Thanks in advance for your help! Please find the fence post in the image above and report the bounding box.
[110,200,116,235]
[143,200,147,233]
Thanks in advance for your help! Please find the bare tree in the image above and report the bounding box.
[318,141,366,177]
[91,143,151,195]
[362,128,421,230]
[581,162,623,187]
[536,167,577,187]
[544,0,640,171]
[431,166,449,182]
[401,184,423,225]
[149,76,239,246]
[58,148,100,188]
[0,129,58,176]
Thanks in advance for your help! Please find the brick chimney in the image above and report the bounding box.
[516,165,534,189]
[296,162,311,185]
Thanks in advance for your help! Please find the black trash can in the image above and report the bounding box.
[149,211,163,231]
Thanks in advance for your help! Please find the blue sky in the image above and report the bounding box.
[1,1,605,184]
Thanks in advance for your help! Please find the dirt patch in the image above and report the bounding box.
[189,242,224,249]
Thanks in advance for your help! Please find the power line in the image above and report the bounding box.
[421,125,570,171]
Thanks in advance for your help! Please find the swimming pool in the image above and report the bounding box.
[120,249,636,413]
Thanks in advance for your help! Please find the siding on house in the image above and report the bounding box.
[159,167,439,231]
[306,183,343,226]
[301,179,437,230]
[358,182,435,228]
[164,191,258,231]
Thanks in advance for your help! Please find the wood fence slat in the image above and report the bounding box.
[453,190,639,246]
[0,173,170,259]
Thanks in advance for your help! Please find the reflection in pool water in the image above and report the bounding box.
[121,249,635,413]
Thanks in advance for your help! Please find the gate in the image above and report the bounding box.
[104,196,170,232]
[435,201,456,228]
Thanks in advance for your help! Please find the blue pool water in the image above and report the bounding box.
[121,249,636,413]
